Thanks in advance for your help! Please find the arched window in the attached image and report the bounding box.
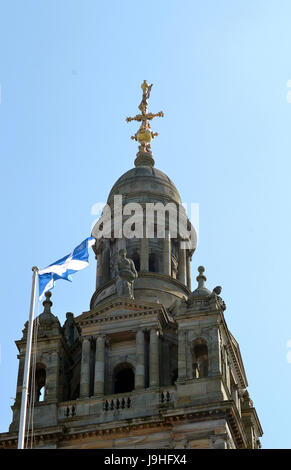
[149,253,159,273]
[35,363,46,402]
[171,368,178,385]
[71,384,80,401]
[113,362,135,394]
[131,252,140,272]
[192,339,208,379]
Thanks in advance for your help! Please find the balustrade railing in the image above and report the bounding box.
[103,397,131,411]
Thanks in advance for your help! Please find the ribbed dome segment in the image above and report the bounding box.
[107,165,181,205]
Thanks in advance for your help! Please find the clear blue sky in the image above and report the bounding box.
[0,0,290,449]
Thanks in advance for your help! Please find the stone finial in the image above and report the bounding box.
[196,266,207,289]
[42,291,53,314]
[38,291,59,327]
[187,265,211,302]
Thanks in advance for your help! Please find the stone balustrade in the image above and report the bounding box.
[103,396,131,411]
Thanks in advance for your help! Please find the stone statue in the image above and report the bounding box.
[138,80,153,114]
[208,286,226,311]
[115,249,138,299]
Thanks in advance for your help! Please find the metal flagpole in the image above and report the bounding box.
[18,266,39,449]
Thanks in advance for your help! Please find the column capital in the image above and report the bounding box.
[105,337,112,348]
[80,336,92,344]
[136,328,145,336]
[94,334,106,342]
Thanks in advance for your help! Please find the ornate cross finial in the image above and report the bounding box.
[126,81,164,166]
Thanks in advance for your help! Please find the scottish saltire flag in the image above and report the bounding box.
[38,237,95,300]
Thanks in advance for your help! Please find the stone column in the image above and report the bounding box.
[96,252,102,289]
[80,338,91,398]
[163,231,171,275]
[135,330,145,390]
[178,246,187,284]
[162,340,170,386]
[45,351,60,401]
[149,328,159,387]
[117,238,127,252]
[101,241,110,283]
[94,336,105,396]
[16,354,25,404]
[178,330,187,381]
[140,235,149,271]
[212,434,229,449]
[186,255,191,289]
[186,341,193,379]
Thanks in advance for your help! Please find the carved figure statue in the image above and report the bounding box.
[208,286,226,311]
[115,249,138,299]
[138,80,153,114]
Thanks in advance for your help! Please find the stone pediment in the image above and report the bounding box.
[76,298,175,328]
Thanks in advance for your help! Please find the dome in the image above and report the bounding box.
[107,165,181,205]
[188,286,212,298]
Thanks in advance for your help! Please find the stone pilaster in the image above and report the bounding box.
[15,354,25,404]
[117,238,127,252]
[135,330,145,390]
[208,328,222,376]
[149,328,159,387]
[140,235,149,271]
[96,252,102,289]
[94,336,105,396]
[80,338,91,398]
[178,330,187,381]
[162,340,170,386]
[186,255,191,289]
[178,246,187,284]
[163,231,171,275]
[186,340,193,379]
[45,350,60,402]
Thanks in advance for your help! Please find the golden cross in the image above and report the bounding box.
[126,80,164,154]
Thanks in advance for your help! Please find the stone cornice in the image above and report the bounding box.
[78,308,168,329]
[77,298,174,329]
[241,406,263,437]
[0,401,248,449]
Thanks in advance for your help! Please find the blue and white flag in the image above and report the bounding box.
[38,237,95,300]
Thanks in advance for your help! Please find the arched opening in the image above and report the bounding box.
[171,368,178,385]
[113,362,135,394]
[149,253,159,273]
[192,339,208,379]
[71,383,80,400]
[35,363,46,402]
[131,252,140,272]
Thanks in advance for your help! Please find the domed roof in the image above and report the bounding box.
[188,285,212,298]
[107,165,181,205]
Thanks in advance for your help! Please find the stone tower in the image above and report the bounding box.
[0,82,262,449]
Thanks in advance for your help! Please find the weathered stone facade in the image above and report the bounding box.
[0,146,263,449]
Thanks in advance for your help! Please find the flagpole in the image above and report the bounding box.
[18,266,39,450]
